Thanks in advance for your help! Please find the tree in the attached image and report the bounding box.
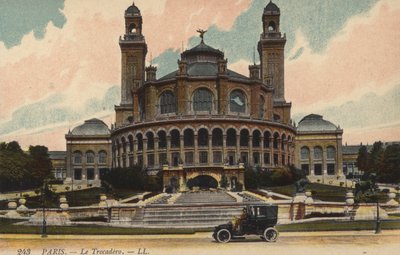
[0,141,31,192]
[28,145,53,186]
[244,166,258,189]
[219,174,228,188]
[356,145,370,173]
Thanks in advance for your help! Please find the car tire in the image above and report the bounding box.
[216,229,231,243]
[263,227,278,242]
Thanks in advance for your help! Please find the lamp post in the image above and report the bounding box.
[41,180,48,238]
[375,200,381,234]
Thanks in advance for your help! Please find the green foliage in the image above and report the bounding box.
[356,142,400,183]
[103,166,162,191]
[245,165,295,189]
[219,174,228,188]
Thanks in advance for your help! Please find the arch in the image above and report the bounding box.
[186,175,218,189]
[184,129,194,147]
[98,150,107,164]
[198,128,209,147]
[314,146,323,160]
[226,128,237,147]
[170,129,180,148]
[229,89,247,113]
[159,90,176,114]
[240,129,249,147]
[212,128,223,146]
[327,146,336,160]
[136,133,143,151]
[121,136,127,153]
[263,131,271,148]
[193,88,213,112]
[127,135,134,152]
[73,150,82,164]
[259,95,265,119]
[252,130,261,148]
[146,132,154,150]
[300,146,310,160]
[157,130,167,149]
[86,150,95,164]
[129,23,137,33]
[281,133,286,150]
[268,21,276,31]
[273,132,280,149]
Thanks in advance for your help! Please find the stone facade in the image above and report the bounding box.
[110,2,295,191]
[295,114,345,186]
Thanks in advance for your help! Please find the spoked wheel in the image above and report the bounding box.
[263,227,278,242]
[216,229,232,243]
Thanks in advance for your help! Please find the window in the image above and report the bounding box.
[199,151,208,164]
[300,147,310,160]
[137,134,143,150]
[273,153,278,165]
[198,129,208,147]
[193,88,213,112]
[184,129,194,147]
[230,90,246,113]
[314,147,323,160]
[227,152,235,165]
[327,164,335,175]
[185,152,193,165]
[170,130,180,148]
[282,155,285,166]
[259,96,265,119]
[301,164,310,175]
[240,129,249,147]
[253,130,261,148]
[212,129,223,146]
[273,133,279,149]
[158,131,166,148]
[314,164,322,175]
[86,151,95,164]
[253,152,260,165]
[264,153,270,165]
[99,151,107,164]
[327,146,336,159]
[213,151,222,164]
[73,151,82,164]
[159,153,167,165]
[87,168,95,180]
[147,154,154,167]
[172,152,180,166]
[263,132,271,148]
[240,152,248,164]
[74,169,82,180]
[147,132,154,150]
[160,91,176,114]
[227,129,237,147]
[137,155,143,166]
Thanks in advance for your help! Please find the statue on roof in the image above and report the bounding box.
[196,29,207,42]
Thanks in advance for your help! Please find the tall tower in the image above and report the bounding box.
[258,1,286,102]
[116,2,147,126]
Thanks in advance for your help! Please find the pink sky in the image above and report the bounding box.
[0,0,399,150]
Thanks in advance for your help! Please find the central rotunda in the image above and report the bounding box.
[111,2,295,191]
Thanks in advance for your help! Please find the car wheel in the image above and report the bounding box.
[263,227,278,242]
[216,229,231,243]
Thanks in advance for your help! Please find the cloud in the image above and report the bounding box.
[0,0,66,48]
[286,0,400,112]
[0,86,120,136]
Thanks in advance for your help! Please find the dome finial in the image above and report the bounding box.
[196,29,207,43]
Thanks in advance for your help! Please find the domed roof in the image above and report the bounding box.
[125,3,141,15]
[181,41,224,61]
[297,114,338,132]
[264,1,280,13]
[70,118,110,136]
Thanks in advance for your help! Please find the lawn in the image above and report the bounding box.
[265,183,389,203]
[277,219,400,232]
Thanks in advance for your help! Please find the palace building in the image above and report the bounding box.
[63,1,346,191]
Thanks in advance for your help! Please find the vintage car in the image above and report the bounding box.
[213,204,279,243]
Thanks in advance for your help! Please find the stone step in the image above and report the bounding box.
[143,213,240,219]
